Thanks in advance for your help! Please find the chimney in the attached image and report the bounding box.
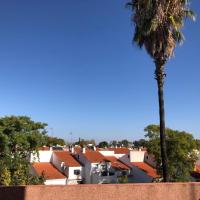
[71,147,74,154]
[82,147,86,154]
[93,146,96,151]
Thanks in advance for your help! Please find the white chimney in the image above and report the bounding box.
[94,146,96,151]
[71,147,74,154]
[82,147,86,154]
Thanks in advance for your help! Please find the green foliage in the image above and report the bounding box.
[195,139,200,150]
[133,139,148,148]
[74,139,96,147]
[145,125,197,182]
[98,141,109,148]
[109,140,132,148]
[0,116,48,185]
[118,175,128,184]
[0,166,11,186]
[45,136,65,146]
[127,0,195,62]
[119,140,129,147]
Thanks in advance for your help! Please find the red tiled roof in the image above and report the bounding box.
[32,163,66,180]
[54,151,81,167]
[38,146,50,151]
[195,165,200,173]
[105,156,130,170]
[84,151,105,163]
[108,148,130,154]
[131,162,159,178]
[74,146,82,153]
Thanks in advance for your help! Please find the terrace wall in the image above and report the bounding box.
[0,182,200,200]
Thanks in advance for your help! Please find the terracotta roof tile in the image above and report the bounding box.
[84,151,105,163]
[108,148,130,154]
[105,156,130,170]
[131,162,159,178]
[38,146,50,151]
[32,163,66,180]
[195,165,200,173]
[54,151,81,167]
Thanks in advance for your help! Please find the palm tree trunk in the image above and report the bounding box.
[155,62,169,182]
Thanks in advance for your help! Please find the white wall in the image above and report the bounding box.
[51,153,62,172]
[75,153,91,184]
[30,150,53,163]
[119,154,133,168]
[144,153,156,168]
[68,166,82,180]
[44,179,67,185]
[114,154,126,159]
[99,150,115,156]
[91,173,117,184]
[130,151,145,162]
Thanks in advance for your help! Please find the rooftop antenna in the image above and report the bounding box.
[69,132,73,145]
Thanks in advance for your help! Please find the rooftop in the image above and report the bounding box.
[105,156,130,170]
[32,162,66,180]
[84,151,105,163]
[108,148,130,154]
[131,162,159,178]
[54,151,82,167]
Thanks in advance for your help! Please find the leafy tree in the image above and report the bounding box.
[145,125,197,182]
[109,140,118,147]
[74,139,96,147]
[133,139,148,148]
[45,136,65,146]
[0,166,11,186]
[127,0,195,181]
[98,141,109,148]
[195,139,200,150]
[0,116,48,185]
[120,140,129,148]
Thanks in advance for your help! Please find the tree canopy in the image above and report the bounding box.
[98,141,109,148]
[0,116,48,185]
[145,125,198,182]
[45,136,65,146]
[127,0,195,63]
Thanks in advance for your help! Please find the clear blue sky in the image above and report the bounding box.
[0,0,199,142]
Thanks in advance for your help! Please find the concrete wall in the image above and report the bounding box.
[44,179,67,185]
[51,152,62,172]
[1,183,200,200]
[99,150,115,156]
[68,166,82,180]
[91,174,117,184]
[30,151,53,163]
[130,151,145,162]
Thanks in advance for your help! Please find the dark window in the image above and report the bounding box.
[74,169,80,175]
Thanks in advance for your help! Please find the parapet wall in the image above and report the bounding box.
[1,183,200,200]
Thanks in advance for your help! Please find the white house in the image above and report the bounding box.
[75,148,130,184]
[52,151,83,184]
[128,150,159,182]
[30,149,83,185]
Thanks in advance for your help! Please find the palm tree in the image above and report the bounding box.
[127,0,195,182]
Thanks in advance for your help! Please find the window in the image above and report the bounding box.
[74,169,80,175]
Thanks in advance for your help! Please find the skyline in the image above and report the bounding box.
[0,0,199,142]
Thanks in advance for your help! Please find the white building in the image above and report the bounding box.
[75,149,130,184]
[129,150,159,182]
[30,149,83,185]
